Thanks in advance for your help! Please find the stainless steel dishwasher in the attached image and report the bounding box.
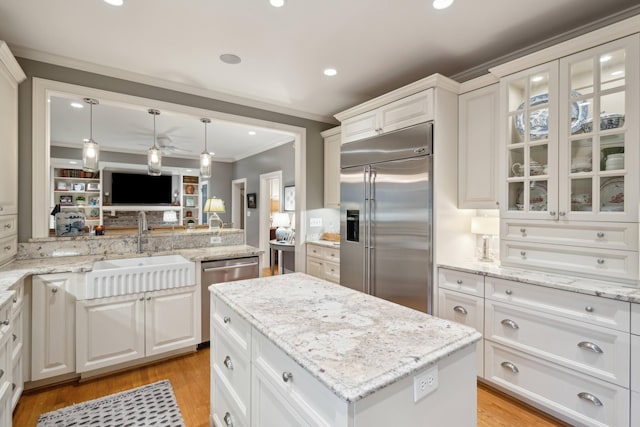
[200,256,260,343]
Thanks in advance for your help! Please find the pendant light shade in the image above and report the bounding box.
[200,118,212,178]
[82,98,100,172]
[147,109,162,176]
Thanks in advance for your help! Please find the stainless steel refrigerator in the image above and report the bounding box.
[340,122,433,313]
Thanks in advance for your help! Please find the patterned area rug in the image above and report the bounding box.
[37,379,185,427]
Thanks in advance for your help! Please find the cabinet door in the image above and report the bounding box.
[251,366,309,427]
[31,274,76,381]
[76,293,144,373]
[0,59,19,216]
[305,256,324,279]
[341,110,378,143]
[459,84,499,208]
[558,35,639,222]
[501,62,559,220]
[323,131,341,209]
[145,287,199,356]
[378,90,433,134]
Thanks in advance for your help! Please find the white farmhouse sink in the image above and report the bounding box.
[82,254,196,300]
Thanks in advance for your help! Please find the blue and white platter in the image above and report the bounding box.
[515,91,588,137]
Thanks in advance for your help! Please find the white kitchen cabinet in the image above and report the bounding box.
[305,243,340,284]
[321,126,341,209]
[0,382,10,427]
[458,84,500,208]
[632,303,639,425]
[9,278,24,408]
[31,273,77,381]
[0,216,17,268]
[76,286,199,373]
[341,90,433,143]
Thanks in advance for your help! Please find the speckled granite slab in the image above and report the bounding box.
[306,240,340,248]
[210,273,481,403]
[439,261,640,303]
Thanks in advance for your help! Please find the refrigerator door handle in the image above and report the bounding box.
[368,169,376,295]
[363,167,369,294]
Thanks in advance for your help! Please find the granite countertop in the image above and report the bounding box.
[307,239,340,248]
[211,272,481,403]
[439,261,640,303]
[0,244,261,293]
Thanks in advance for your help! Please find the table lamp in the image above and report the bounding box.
[204,197,225,230]
[272,212,291,241]
[471,216,499,262]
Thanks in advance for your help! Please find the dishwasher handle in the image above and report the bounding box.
[202,261,259,272]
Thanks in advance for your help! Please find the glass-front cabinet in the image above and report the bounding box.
[502,35,638,222]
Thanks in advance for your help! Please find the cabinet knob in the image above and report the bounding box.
[223,355,234,370]
[500,361,519,374]
[585,306,594,313]
[519,251,526,257]
[3,223,10,229]
[577,341,603,354]
[51,287,58,294]
[12,297,16,304]
[500,319,519,329]
[0,207,3,211]
[453,305,468,315]
[559,211,566,216]
[223,316,231,324]
[505,289,513,295]
[3,246,11,251]
[146,296,151,301]
[12,333,17,342]
[456,279,463,285]
[577,392,603,407]
[549,211,556,216]
[282,371,293,382]
[519,228,526,234]
[0,320,8,326]
[596,258,605,265]
[596,232,605,238]
[223,412,234,427]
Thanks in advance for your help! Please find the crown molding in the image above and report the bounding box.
[458,74,499,94]
[12,44,337,125]
[320,125,340,138]
[0,41,26,83]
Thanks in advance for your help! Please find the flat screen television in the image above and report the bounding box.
[111,172,173,204]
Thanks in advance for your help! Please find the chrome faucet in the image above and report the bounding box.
[137,210,148,253]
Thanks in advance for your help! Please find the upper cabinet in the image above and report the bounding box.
[340,90,433,143]
[321,126,341,209]
[458,83,500,209]
[501,35,639,223]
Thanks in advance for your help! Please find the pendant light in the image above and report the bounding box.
[82,98,100,172]
[200,118,212,178]
[147,109,162,176]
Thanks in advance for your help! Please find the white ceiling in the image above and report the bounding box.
[1,0,638,160]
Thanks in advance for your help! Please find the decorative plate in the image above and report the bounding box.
[515,91,588,137]
[600,177,624,211]
[516,182,547,211]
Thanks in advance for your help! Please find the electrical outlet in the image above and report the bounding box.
[413,365,438,402]
[210,236,222,244]
[310,217,322,227]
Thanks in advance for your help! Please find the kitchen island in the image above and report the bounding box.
[210,273,481,427]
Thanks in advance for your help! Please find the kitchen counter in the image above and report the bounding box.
[439,261,640,303]
[211,272,480,403]
[306,239,340,248]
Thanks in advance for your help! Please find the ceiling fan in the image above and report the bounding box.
[136,134,192,154]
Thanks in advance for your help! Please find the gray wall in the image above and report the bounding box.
[233,141,295,247]
[17,58,333,241]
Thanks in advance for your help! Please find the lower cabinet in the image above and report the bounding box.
[9,278,24,409]
[631,304,639,425]
[31,273,77,381]
[305,243,340,284]
[76,286,199,373]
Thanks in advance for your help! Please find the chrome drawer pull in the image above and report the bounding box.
[577,392,603,406]
[223,355,234,370]
[505,289,513,295]
[223,412,234,427]
[585,306,594,313]
[549,211,556,216]
[500,361,519,374]
[1,319,9,326]
[519,251,526,257]
[456,279,463,285]
[223,316,231,324]
[578,341,603,354]
[51,287,58,294]
[282,371,293,382]
[12,333,16,342]
[596,232,605,238]
[597,258,605,265]
[519,228,526,234]
[501,319,519,329]
[3,223,10,229]
[3,245,11,251]
[453,305,468,315]
[559,211,566,216]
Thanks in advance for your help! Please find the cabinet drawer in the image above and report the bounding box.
[306,244,324,258]
[10,305,22,362]
[501,240,639,282]
[502,220,639,251]
[212,296,251,355]
[11,353,22,410]
[438,268,484,297]
[10,279,23,313]
[485,341,629,427]
[252,329,346,426]
[486,277,630,332]
[486,300,630,387]
[0,235,16,266]
[323,247,340,263]
[632,303,640,335]
[322,262,340,284]
[212,326,250,418]
[212,371,248,427]
[632,335,639,392]
[0,216,16,239]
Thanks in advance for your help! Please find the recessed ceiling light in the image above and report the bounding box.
[104,0,123,6]
[531,75,544,82]
[248,131,256,135]
[220,54,242,65]
[70,102,84,108]
[600,55,612,63]
[69,161,78,165]
[323,68,338,77]
[432,0,454,10]
[270,0,285,7]
[185,169,193,173]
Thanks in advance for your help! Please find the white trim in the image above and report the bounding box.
[0,41,26,83]
[32,78,308,239]
[458,74,499,95]
[259,171,282,270]
[320,125,341,138]
[231,178,247,243]
[13,45,337,125]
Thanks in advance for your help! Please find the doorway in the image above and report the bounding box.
[259,171,282,269]
[231,178,247,242]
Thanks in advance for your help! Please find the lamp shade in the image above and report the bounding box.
[204,197,225,213]
[471,216,499,236]
[272,212,290,228]
[163,210,178,223]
